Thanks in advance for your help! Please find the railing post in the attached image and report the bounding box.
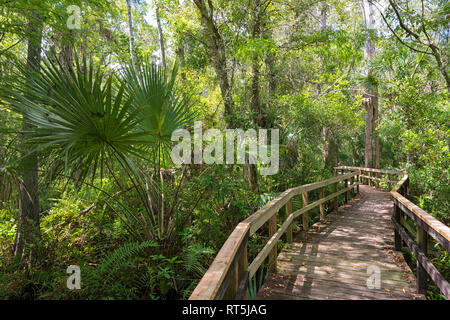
[319,187,325,221]
[368,171,372,187]
[417,225,428,294]
[268,212,277,273]
[224,242,248,300]
[356,173,360,194]
[350,176,355,197]
[344,179,348,203]
[394,204,402,251]
[286,199,293,243]
[302,192,309,232]
[237,242,248,299]
[404,178,410,198]
[388,174,392,191]
[375,172,379,188]
[333,182,338,213]
[224,262,238,299]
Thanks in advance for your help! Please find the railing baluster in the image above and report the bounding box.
[286,199,293,243]
[268,212,277,273]
[333,182,338,213]
[237,242,248,299]
[356,173,359,194]
[344,178,348,202]
[394,204,402,251]
[417,225,428,294]
[319,187,325,221]
[302,192,309,233]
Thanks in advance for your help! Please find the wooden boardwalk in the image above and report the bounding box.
[256,185,426,300]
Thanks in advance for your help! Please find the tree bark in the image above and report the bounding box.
[250,0,262,127]
[361,0,380,169]
[14,10,43,262]
[247,0,267,193]
[126,0,139,74]
[193,0,234,123]
[155,1,166,67]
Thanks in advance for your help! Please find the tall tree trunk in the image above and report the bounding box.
[361,0,380,169]
[317,2,337,169]
[247,0,266,193]
[193,0,234,123]
[14,11,43,262]
[250,1,262,127]
[126,0,139,74]
[59,30,74,73]
[155,1,166,67]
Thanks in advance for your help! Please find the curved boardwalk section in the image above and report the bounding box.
[256,185,425,300]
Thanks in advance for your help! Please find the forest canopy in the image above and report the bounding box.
[0,0,448,300]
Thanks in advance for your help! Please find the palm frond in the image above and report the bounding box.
[1,53,148,184]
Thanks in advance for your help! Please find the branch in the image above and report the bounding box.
[388,0,426,46]
[369,0,432,55]
[0,37,25,55]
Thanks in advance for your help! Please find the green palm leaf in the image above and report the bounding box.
[1,54,148,183]
[121,61,197,169]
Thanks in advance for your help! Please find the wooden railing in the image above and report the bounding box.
[337,166,450,299]
[189,171,359,300]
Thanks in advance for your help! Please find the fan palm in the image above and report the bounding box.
[121,61,197,243]
[2,54,148,184]
[1,53,197,243]
[121,62,197,175]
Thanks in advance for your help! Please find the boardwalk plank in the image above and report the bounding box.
[256,185,425,300]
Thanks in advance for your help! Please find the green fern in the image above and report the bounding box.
[183,243,214,278]
[98,240,158,273]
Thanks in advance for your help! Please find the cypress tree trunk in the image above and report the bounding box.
[361,0,380,169]
[155,1,166,67]
[14,11,43,262]
[193,0,234,123]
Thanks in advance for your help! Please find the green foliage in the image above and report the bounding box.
[98,240,158,273]
[0,0,448,301]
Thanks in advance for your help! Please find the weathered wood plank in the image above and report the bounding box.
[189,222,249,300]
[256,185,426,300]
[243,171,357,234]
[391,191,450,251]
[392,218,450,299]
[335,166,404,175]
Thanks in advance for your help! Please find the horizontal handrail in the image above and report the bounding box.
[247,184,355,278]
[392,218,450,298]
[335,166,404,175]
[189,222,250,300]
[338,166,450,299]
[243,171,357,234]
[189,171,359,300]
[391,192,450,251]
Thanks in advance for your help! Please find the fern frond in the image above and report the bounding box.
[99,240,158,273]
